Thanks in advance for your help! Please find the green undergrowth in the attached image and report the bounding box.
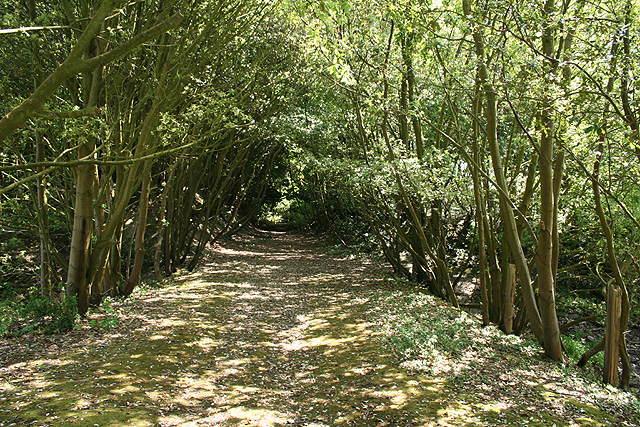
[87,297,120,330]
[562,329,605,367]
[370,280,640,426]
[0,278,169,338]
[257,198,316,230]
[557,293,607,321]
[0,286,78,337]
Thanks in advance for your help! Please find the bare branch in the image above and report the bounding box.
[0,25,68,34]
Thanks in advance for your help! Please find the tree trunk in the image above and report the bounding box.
[620,0,640,164]
[405,33,423,160]
[471,86,490,326]
[66,11,106,315]
[35,131,54,297]
[535,120,560,356]
[125,168,152,294]
[603,283,622,386]
[26,1,54,297]
[504,264,517,334]
[462,0,544,343]
[155,163,176,281]
[534,0,563,362]
[592,137,631,389]
[66,149,96,315]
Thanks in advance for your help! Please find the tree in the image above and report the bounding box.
[292,0,638,381]
[1,0,303,315]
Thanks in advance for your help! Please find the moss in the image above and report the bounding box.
[566,398,620,425]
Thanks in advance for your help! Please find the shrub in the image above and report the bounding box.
[1,290,78,336]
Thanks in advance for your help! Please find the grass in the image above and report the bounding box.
[563,330,605,366]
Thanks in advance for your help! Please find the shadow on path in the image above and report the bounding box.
[0,233,448,426]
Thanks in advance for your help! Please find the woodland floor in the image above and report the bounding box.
[0,232,638,426]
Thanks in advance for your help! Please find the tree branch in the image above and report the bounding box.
[0,6,181,142]
[34,107,101,120]
[0,25,68,34]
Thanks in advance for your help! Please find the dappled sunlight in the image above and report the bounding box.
[3,234,444,426]
[0,233,627,426]
[110,384,141,395]
[200,406,291,427]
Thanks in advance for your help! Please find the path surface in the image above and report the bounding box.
[0,233,438,426]
[1,232,634,427]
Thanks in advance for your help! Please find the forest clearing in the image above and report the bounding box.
[1,233,637,426]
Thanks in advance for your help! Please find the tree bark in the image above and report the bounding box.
[155,163,176,281]
[534,0,563,362]
[66,145,95,314]
[472,86,490,326]
[36,132,52,297]
[620,0,640,164]
[125,168,152,294]
[593,137,631,389]
[504,264,517,334]
[603,283,622,386]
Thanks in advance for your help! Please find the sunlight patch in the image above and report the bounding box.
[204,406,291,427]
[370,387,410,407]
[148,334,167,341]
[157,318,187,328]
[190,337,222,349]
[110,385,140,395]
[0,380,16,392]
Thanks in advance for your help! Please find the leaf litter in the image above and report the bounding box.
[0,231,637,426]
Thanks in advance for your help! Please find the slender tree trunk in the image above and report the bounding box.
[26,0,54,297]
[471,86,490,325]
[399,59,410,151]
[104,164,124,296]
[164,176,176,276]
[504,264,517,334]
[397,178,459,307]
[551,151,564,280]
[593,137,631,389]
[483,203,502,324]
[620,0,640,164]
[86,112,161,296]
[66,145,95,314]
[125,168,152,294]
[462,0,544,343]
[66,10,106,315]
[537,100,562,359]
[577,28,631,387]
[36,132,53,297]
[516,151,539,239]
[405,33,423,159]
[90,155,107,308]
[534,0,563,361]
[155,163,176,281]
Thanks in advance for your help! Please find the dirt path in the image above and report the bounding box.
[0,233,435,426]
[0,232,635,426]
